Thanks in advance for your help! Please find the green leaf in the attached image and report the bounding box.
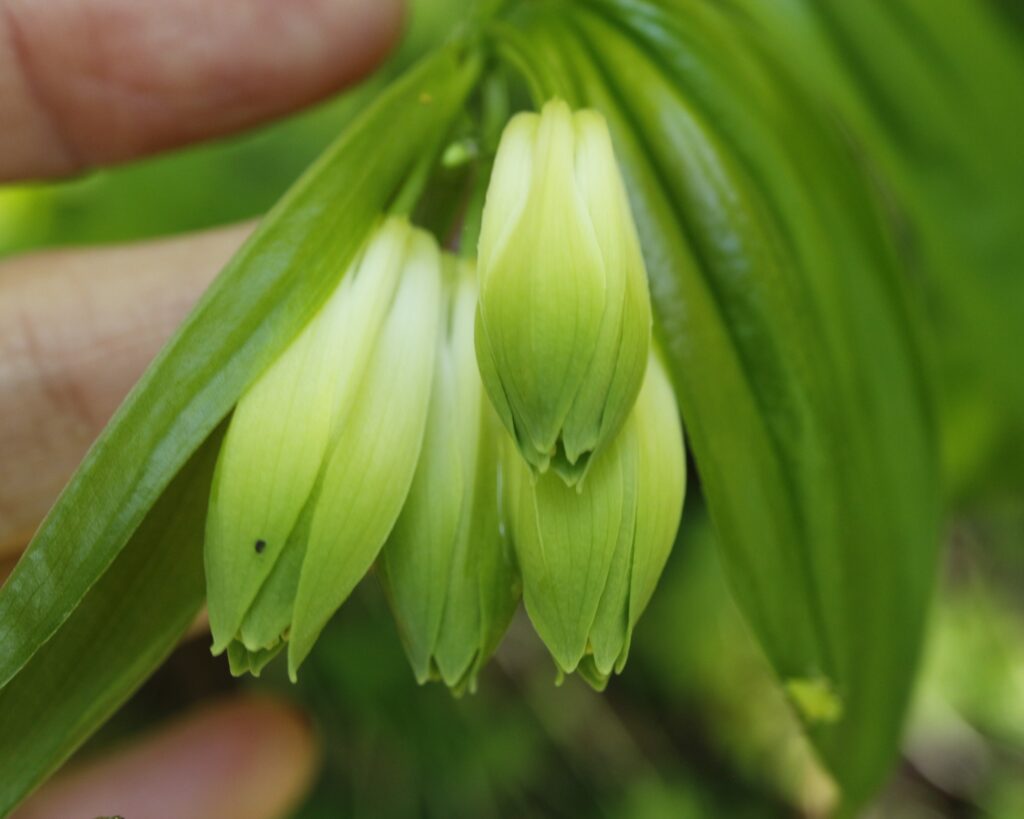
[0,47,480,688]
[727,0,1024,499]
[0,429,221,815]
[515,1,941,808]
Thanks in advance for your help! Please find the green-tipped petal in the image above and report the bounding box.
[204,223,383,653]
[206,217,442,678]
[379,271,465,683]
[289,230,443,677]
[509,352,685,687]
[507,424,636,673]
[237,499,313,652]
[476,99,652,485]
[626,354,687,643]
[435,282,521,691]
[382,260,520,692]
[562,111,652,469]
[585,353,686,684]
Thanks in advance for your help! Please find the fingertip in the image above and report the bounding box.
[320,0,406,83]
[12,695,321,819]
[214,695,321,815]
[1,0,408,178]
[0,224,253,553]
[224,0,407,109]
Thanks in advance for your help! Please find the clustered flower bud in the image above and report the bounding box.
[205,218,443,679]
[206,99,686,691]
[475,98,653,485]
[379,259,520,694]
[504,353,686,689]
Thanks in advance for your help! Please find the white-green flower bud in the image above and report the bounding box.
[205,217,442,679]
[378,258,520,694]
[505,352,686,689]
[476,98,652,485]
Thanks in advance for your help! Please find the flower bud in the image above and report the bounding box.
[505,352,685,689]
[378,259,520,694]
[205,217,442,679]
[476,98,652,485]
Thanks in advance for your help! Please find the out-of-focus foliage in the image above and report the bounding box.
[725,0,1024,504]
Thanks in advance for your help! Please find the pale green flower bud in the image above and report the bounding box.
[205,217,442,679]
[476,98,652,485]
[378,259,520,694]
[505,352,686,689]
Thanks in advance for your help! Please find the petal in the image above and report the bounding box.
[477,99,608,472]
[435,271,519,688]
[204,218,411,653]
[509,422,635,674]
[582,353,685,682]
[562,109,651,471]
[477,112,537,283]
[433,400,517,691]
[205,268,352,652]
[237,500,312,653]
[288,229,442,677]
[624,353,687,657]
[378,287,464,682]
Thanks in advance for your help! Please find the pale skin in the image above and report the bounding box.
[0,0,403,815]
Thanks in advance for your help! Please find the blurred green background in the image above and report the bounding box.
[2,0,1022,816]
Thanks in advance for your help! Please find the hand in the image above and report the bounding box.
[12,698,319,819]
[0,0,402,815]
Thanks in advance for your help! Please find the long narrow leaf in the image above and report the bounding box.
[0,430,220,814]
[726,0,1024,498]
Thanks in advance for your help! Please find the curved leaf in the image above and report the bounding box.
[0,429,221,815]
[727,0,1024,499]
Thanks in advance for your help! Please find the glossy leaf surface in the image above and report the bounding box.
[0,432,220,815]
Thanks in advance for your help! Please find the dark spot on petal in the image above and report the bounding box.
[255,539,267,554]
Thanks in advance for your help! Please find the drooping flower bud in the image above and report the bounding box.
[205,217,442,679]
[378,259,520,694]
[476,98,652,485]
[505,352,685,689]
